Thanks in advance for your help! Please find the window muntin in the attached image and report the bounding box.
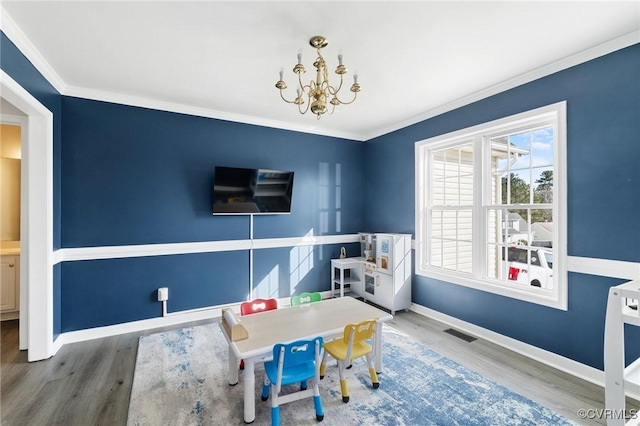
[415,102,566,309]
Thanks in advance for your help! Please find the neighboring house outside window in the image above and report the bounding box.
[415,102,567,309]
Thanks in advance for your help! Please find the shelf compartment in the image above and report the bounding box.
[331,257,364,299]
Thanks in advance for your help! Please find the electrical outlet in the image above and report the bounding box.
[157,287,169,302]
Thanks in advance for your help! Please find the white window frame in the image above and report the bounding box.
[415,102,567,310]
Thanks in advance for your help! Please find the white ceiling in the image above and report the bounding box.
[1,1,639,141]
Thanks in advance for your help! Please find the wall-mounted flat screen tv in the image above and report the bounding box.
[212,166,294,215]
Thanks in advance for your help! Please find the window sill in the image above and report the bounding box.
[416,266,567,310]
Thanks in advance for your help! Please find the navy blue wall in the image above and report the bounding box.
[61,98,364,246]
[363,43,640,369]
[59,97,364,331]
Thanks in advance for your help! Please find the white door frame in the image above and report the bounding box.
[1,70,54,361]
[1,112,27,348]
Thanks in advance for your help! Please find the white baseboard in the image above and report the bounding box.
[54,305,228,348]
[52,292,334,349]
[409,303,640,402]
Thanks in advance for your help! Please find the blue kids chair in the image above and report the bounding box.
[261,337,325,425]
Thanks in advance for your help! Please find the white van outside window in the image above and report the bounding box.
[503,247,553,289]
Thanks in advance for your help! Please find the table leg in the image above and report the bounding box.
[374,321,384,373]
[243,358,256,423]
[228,345,238,386]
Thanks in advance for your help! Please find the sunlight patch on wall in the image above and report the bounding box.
[255,264,280,299]
[319,162,329,234]
[335,163,341,232]
[290,229,315,294]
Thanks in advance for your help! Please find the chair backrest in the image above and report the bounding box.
[273,337,323,391]
[342,319,377,361]
[291,292,322,306]
[240,298,278,316]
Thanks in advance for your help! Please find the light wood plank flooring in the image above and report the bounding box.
[2,311,638,425]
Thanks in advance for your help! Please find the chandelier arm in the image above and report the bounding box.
[327,73,344,96]
[331,90,358,105]
[300,82,314,94]
[298,72,307,92]
[297,92,312,115]
[279,89,299,104]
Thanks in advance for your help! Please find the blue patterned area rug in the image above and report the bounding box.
[127,323,578,426]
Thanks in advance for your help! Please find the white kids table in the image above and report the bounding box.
[220,296,393,423]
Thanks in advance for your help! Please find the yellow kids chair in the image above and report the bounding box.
[319,319,379,403]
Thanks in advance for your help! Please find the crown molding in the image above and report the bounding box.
[0,5,67,94]
[63,85,365,141]
[363,30,640,141]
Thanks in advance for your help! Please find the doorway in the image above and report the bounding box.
[1,70,54,361]
[0,120,23,331]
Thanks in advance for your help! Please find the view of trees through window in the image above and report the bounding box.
[502,170,553,223]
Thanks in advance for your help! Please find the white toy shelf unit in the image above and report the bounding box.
[604,279,640,426]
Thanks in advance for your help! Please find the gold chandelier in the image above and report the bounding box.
[276,36,360,119]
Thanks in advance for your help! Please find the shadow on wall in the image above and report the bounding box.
[318,162,343,234]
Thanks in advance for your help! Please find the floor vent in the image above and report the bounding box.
[443,328,477,342]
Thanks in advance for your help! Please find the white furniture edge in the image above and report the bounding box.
[604,280,640,425]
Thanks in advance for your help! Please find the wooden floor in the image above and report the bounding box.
[2,311,638,425]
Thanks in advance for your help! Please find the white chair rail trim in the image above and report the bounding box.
[52,234,360,264]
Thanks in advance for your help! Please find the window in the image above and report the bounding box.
[415,102,567,309]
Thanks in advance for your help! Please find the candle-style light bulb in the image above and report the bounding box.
[353,74,358,84]
[297,88,301,98]
[279,69,284,81]
[297,52,302,64]
[338,54,343,66]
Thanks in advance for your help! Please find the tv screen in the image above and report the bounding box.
[212,166,294,215]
